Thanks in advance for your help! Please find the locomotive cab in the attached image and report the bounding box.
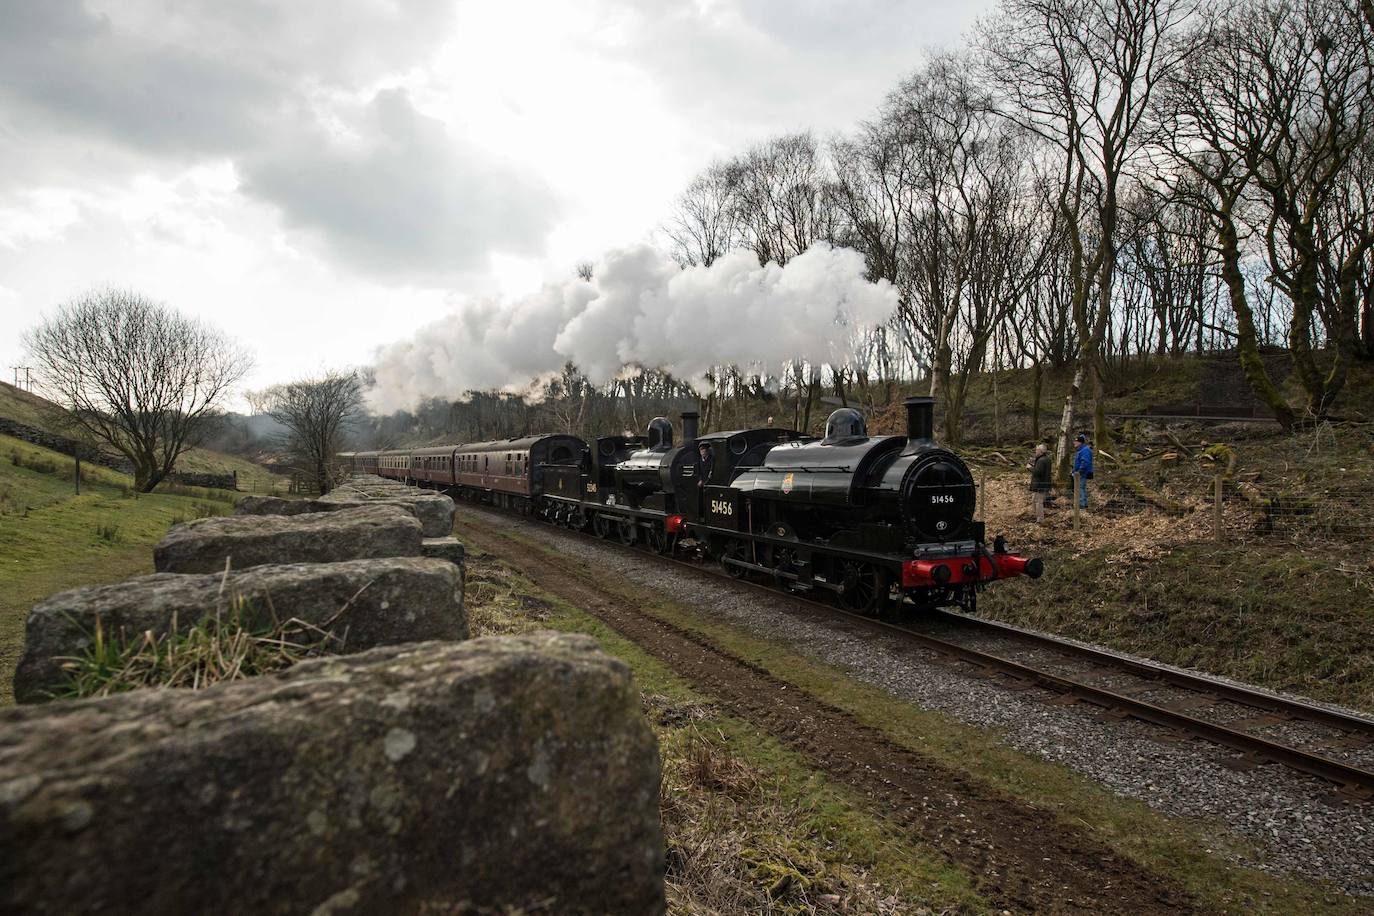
[615,417,681,508]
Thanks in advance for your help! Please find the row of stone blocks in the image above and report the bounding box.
[3,475,665,914]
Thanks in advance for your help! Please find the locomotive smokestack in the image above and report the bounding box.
[681,411,699,442]
[904,397,934,443]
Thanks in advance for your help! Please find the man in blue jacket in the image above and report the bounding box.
[1072,433,1094,509]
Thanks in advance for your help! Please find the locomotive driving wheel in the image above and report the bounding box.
[592,514,612,539]
[645,525,671,555]
[837,560,890,616]
[765,545,800,591]
[619,520,638,546]
[721,539,750,578]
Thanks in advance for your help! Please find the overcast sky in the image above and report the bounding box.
[0,0,991,408]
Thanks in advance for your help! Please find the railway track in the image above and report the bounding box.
[463,502,1374,803]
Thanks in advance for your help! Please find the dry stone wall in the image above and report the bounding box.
[6,475,666,912]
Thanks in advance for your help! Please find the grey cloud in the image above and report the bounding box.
[241,90,558,277]
[0,1,555,277]
[1,2,273,155]
[604,0,987,138]
[0,1,457,154]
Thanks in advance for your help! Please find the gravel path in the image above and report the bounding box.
[462,507,1374,899]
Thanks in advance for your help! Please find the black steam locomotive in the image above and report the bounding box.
[341,397,1041,614]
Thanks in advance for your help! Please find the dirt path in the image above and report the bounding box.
[460,508,1198,916]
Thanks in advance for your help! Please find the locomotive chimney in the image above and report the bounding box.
[681,410,699,442]
[904,396,934,443]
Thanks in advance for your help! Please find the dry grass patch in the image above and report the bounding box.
[55,597,344,698]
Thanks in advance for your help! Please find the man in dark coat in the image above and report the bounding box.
[696,442,713,515]
[1029,442,1052,523]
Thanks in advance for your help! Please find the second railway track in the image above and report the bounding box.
[461,501,1374,803]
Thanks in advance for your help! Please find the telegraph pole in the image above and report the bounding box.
[10,367,33,391]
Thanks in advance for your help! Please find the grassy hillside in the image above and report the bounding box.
[0,380,55,429]
[0,433,239,705]
[0,380,288,494]
[175,446,289,494]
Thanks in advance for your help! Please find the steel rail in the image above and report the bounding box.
[928,608,1374,739]
[459,504,1374,798]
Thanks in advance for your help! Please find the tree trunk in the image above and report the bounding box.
[1054,363,1084,485]
[1281,219,1351,417]
[1362,292,1374,358]
[1217,210,1294,430]
[1088,257,1116,456]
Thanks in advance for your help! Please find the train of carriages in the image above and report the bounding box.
[339,397,1042,615]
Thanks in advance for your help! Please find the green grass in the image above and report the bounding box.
[463,548,992,913]
[0,433,238,705]
[0,381,58,430]
[473,524,1370,915]
[0,379,288,495]
[176,446,290,495]
[981,542,1374,711]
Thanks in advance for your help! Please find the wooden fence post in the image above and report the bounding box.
[1214,475,1223,543]
[1072,472,1080,530]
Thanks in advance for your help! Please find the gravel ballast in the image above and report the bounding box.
[467,507,1374,899]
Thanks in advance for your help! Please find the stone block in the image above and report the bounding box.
[154,505,421,574]
[318,492,455,538]
[420,537,466,568]
[0,633,665,914]
[15,557,466,704]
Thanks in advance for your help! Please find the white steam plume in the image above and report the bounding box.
[366,242,897,413]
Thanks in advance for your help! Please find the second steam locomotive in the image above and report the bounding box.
[341,397,1042,614]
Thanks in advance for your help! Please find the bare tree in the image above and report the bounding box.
[662,160,742,268]
[264,371,364,495]
[1162,0,1374,426]
[24,288,251,492]
[731,132,840,266]
[980,0,1200,473]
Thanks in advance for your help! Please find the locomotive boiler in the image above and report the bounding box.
[699,397,1040,613]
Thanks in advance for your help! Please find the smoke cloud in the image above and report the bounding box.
[366,242,897,413]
